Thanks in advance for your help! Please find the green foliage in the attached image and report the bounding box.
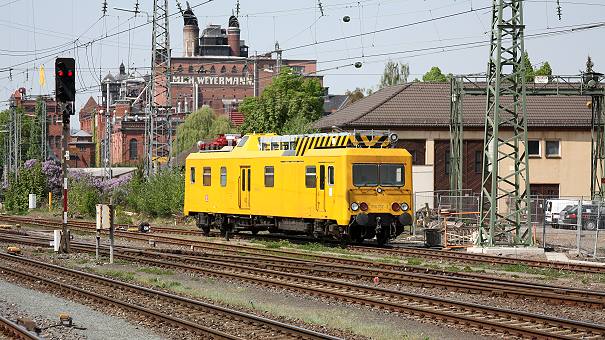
[523,52,535,82]
[69,176,101,218]
[379,60,409,88]
[422,66,448,82]
[126,169,184,217]
[239,67,323,134]
[173,107,236,155]
[4,162,47,214]
[535,62,552,77]
[344,87,366,104]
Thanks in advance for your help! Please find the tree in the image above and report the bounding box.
[535,62,552,77]
[522,52,535,82]
[422,66,447,82]
[173,107,236,155]
[239,67,323,134]
[379,61,410,88]
[345,87,366,104]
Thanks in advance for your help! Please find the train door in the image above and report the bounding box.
[316,165,327,212]
[239,166,250,209]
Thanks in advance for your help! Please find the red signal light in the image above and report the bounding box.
[58,70,64,77]
[67,70,73,77]
[391,202,401,212]
[360,202,368,211]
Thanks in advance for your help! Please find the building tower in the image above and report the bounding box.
[227,15,240,57]
[182,2,199,57]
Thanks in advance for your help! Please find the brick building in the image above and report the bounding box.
[79,6,321,167]
[9,88,94,168]
[170,4,320,117]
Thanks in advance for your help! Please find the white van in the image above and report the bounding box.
[544,199,587,227]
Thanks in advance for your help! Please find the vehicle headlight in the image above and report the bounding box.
[351,202,360,211]
[401,202,409,211]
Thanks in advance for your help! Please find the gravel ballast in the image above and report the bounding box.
[0,279,165,340]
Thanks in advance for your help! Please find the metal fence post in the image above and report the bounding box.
[576,200,583,252]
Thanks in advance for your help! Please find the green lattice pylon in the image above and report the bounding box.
[478,0,532,246]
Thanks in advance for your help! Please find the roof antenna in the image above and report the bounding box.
[102,0,108,16]
[236,0,240,17]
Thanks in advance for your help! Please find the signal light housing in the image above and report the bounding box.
[55,57,76,102]
[391,202,400,212]
[359,202,368,211]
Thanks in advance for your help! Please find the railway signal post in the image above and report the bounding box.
[55,57,76,254]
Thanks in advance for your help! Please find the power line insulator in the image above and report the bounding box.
[343,16,351,23]
[354,62,362,68]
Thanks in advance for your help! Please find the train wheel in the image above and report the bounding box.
[251,229,259,235]
[201,226,210,236]
[376,232,389,246]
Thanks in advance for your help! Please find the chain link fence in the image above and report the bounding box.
[539,197,605,259]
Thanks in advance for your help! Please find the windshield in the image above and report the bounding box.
[353,163,404,187]
[353,164,379,186]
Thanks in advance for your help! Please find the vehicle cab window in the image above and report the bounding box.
[327,166,334,186]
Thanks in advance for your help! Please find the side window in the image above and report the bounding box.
[203,167,211,186]
[328,166,334,186]
[190,167,195,184]
[241,168,246,191]
[220,167,227,187]
[305,166,316,188]
[264,166,274,187]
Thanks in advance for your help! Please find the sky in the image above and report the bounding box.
[0,0,604,122]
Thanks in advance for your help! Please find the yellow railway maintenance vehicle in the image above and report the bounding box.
[184,131,413,245]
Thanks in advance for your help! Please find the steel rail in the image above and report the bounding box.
[2,215,605,274]
[0,315,42,340]
[2,231,605,309]
[1,231,605,338]
[0,253,339,340]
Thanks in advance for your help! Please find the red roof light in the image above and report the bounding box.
[58,70,64,77]
[67,70,73,77]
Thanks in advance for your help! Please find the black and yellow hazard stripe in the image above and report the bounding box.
[295,134,351,156]
[351,134,391,148]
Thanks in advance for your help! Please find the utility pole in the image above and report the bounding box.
[145,0,173,176]
[40,99,47,161]
[591,91,605,198]
[275,41,282,74]
[103,82,112,179]
[449,76,464,197]
[479,0,531,246]
[253,52,259,97]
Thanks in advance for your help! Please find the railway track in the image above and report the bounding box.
[3,215,605,275]
[0,252,339,340]
[2,231,605,310]
[2,232,605,339]
[0,315,42,340]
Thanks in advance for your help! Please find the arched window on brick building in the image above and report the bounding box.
[129,138,138,160]
[210,66,216,74]
[242,64,248,76]
[231,66,238,73]
[220,66,226,74]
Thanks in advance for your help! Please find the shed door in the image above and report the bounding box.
[239,166,250,209]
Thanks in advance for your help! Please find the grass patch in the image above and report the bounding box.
[250,240,292,249]
[138,267,174,276]
[375,256,402,265]
[406,257,423,266]
[444,265,461,272]
[99,269,135,282]
[500,264,572,279]
[147,277,182,289]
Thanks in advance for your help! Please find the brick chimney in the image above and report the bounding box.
[227,15,240,57]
